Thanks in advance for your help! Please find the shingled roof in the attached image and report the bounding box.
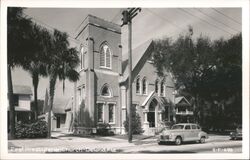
[13,85,32,95]
[175,96,191,105]
[121,40,154,82]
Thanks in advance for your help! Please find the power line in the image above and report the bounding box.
[23,13,81,44]
[212,8,242,25]
[196,9,241,33]
[178,8,233,36]
[145,8,183,30]
[144,9,185,38]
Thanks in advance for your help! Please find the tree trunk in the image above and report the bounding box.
[8,65,15,139]
[47,74,57,138]
[32,73,39,120]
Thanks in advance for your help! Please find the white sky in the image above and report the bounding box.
[12,7,242,102]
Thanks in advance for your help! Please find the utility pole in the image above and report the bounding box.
[121,8,141,143]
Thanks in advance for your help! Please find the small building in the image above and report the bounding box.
[41,97,68,131]
[174,96,194,123]
[8,85,33,124]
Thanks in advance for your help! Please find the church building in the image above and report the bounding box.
[73,15,192,135]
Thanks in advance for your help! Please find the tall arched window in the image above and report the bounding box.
[155,80,159,94]
[136,77,140,94]
[160,81,165,96]
[100,43,112,69]
[142,77,147,95]
[80,45,85,70]
[101,84,112,97]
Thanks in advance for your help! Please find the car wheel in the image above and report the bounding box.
[175,137,182,145]
[200,136,205,143]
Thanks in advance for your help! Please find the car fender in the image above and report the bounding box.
[172,133,184,141]
[198,131,207,139]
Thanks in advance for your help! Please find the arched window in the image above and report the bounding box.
[142,77,147,95]
[136,77,140,94]
[160,81,165,96]
[101,84,112,97]
[100,43,112,69]
[80,45,85,70]
[155,80,159,94]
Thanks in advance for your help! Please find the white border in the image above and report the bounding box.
[0,0,249,159]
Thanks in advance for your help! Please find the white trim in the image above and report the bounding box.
[141,91,155,106]
[96,101,105,104]
[100,42,112,69]
[100,84,113,97]
[107,102,116,104]
[95,69,118,76]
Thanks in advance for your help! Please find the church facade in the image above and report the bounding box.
[72,15,188,135]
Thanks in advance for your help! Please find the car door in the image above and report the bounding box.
[184,124,192,141]
[191,124,199,141]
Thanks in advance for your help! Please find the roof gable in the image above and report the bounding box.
[175,96,191,105]
[121,40,154,82]
[13,85,32,95]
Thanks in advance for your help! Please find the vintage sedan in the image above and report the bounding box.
[158,123,208,145]
[230,126,242,140]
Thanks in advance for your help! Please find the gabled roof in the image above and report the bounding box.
[43,97,70,114]
[13,85,32,95]
[141,91,171,107]
[142,91,155,106]
[175,96,191,105]
[121,40,154,82]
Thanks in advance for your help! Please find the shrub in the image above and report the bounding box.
[15,120,48,138]
[96,122,114,136]
[123,107,144,135]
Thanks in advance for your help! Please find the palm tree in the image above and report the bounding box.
[47,29,80,138]
[22,24,52,120]
[7,7,34,139]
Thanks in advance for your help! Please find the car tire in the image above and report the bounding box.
[175,137,182,145]
[200,136,205,143]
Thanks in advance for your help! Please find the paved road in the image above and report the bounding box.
[8,133,242,153]
[119,139,242,153]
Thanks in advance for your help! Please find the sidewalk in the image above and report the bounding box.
[8,132,231,153]
[8,132,135,153]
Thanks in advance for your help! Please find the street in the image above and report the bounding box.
[119,138,242,153]
[8,132,242,153]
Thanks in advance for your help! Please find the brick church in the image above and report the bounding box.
[72,15,192,135]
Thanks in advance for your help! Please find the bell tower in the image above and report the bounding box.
[74,15,122,134]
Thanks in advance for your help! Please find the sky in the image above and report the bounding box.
[11,7,242,105]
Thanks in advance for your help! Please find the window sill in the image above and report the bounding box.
[100,66,112,70]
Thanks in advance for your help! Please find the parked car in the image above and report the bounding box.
[157,123,208,145]
[230,126,242,140]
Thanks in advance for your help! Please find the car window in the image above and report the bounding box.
[172,125,184,130]
[191,125,197,129]
[197,125,200,129]
[185,125,191,130]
